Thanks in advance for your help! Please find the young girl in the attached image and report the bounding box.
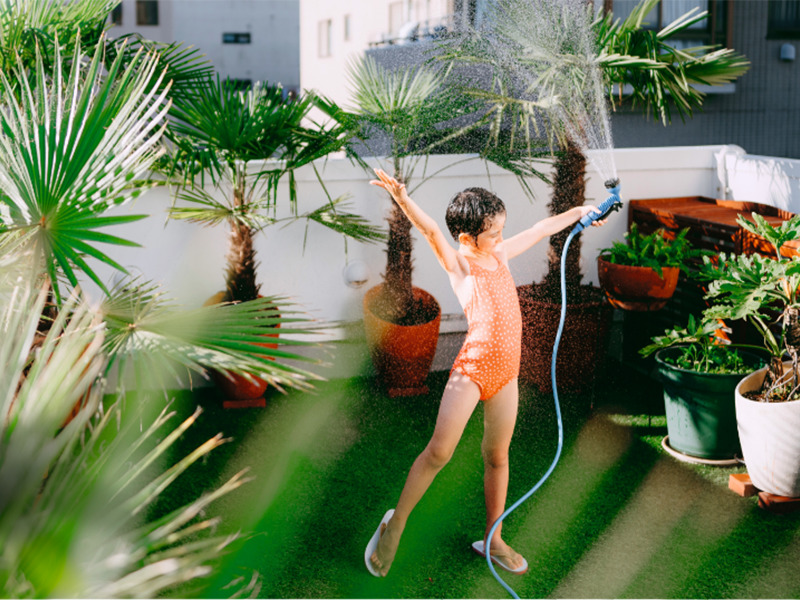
[365,168,606,577]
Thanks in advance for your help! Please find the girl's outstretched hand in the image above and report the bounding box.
[577,205,608,227]
[370,169,409,204]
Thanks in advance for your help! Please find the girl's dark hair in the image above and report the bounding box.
[445,187,506,242]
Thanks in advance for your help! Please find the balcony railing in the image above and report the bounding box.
[369,13,457,48]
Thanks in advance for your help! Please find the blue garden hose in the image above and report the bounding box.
[484,181,622,599]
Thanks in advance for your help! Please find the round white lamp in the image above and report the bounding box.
[342,260,370,288]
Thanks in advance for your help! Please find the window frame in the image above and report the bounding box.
[603,0,732,48]
[344,14,351,41]
[318,19,332,58]
[767,0,800,39]
[223,32,252,44]
[110,3,122,26]
[135,0,159,26]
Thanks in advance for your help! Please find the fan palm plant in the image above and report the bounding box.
[316,55,533,325]
[0,277,267,598]
[0,35,171,304]
[166,77,386,304]
[441,0,750,302]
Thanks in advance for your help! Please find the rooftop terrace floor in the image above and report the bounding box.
[153,361,800,599]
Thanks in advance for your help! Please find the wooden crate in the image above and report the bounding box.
[622,197,798,359]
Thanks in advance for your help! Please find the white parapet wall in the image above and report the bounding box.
[87,144,755,381]
[722,150,800,213]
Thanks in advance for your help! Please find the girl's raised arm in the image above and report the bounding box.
[371,169,467,276]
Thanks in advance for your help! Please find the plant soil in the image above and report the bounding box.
[520,281,606,305]
[369,290,439,326]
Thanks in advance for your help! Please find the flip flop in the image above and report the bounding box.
[365,509,395,577]
[471,540,529,575]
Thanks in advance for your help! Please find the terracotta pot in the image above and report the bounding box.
[204,292,279,408]
[363,284,441,397]
[597,257,680,311]
[518,285,612,395]
[736,361,800,497]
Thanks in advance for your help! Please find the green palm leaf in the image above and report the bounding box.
[101,278,324,393]
[0,34,172,303]
[0,278,256,598]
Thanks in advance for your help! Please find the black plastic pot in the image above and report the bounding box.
[655,347,766,460]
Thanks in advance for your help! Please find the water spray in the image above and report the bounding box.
[484,180,623,599]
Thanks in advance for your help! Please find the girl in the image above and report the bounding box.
[366,169,606,577]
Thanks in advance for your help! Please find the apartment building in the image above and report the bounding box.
[109,0,300,93]
[300,0,457,106]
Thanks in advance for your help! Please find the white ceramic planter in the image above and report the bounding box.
[736,362,800,497]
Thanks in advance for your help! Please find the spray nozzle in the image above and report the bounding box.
[571,180,623,234]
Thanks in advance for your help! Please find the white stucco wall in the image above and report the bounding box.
[85,145,722,319]
[80,144,800,379]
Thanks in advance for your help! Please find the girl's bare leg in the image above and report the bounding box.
[481,377,525,569]
[370,371,481,576]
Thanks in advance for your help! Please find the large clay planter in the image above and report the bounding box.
[363,284,441,397]
[518,285,612,395]
[204,292,279,408]
[656,347,765,460]
[736,361,800,497]
[597,257,680,311]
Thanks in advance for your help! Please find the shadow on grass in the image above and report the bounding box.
[148,357,800,599]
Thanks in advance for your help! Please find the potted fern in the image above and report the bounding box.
[699,214,800,496]
[598,224,709,311]
[641,316,766,461]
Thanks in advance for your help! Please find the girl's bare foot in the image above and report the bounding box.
[370,517,402,577]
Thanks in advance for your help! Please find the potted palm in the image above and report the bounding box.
[641,316,766,461]
[441,0,750,393]
[316,56,489,397]
[165,76,386,404]
[699,214,800,496]
[0,29,325,403]
[598,224,709,311]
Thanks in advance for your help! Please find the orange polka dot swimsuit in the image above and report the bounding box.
[451,255,522,400]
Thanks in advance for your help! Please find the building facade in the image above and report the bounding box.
[300,0,800,159]
[299,0,456,106]
[109,0,300,93]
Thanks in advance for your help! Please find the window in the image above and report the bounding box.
[344,14,352,41]
[768,0,800,39]
[389,1,404,36]
[318,19,331,57]
[601,0,730,48]
[223,32,251,44]
[136,0,158,25]
[110,3,122,25]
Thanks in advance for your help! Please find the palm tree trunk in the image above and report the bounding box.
[224,222,260,303]
[224,180,260,303]
[538,141,586,302]
[378,185,415,323]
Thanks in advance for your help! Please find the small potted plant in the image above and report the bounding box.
[641,316,766,461]
[598,224,709,311]
[698,213,800,496]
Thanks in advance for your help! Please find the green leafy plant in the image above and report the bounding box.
[698,213,800,402]
[439,0,749,302]
[0,281,261,598]
[599,223,710,278]
[314,55,499,325]
[166,77,386,304]
[641,315,764,375]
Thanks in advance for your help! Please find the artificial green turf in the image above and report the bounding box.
[146,361,800,599]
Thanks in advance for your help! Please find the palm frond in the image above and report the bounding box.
[0,277,253,598]
[101,278,324,393]
[0,34,171,302]
[300,196,388,244]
